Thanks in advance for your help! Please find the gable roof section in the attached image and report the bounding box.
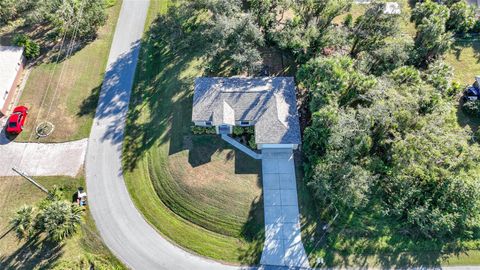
[192,77,301,145]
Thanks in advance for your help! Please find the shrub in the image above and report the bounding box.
[232,126,254,136]
[13,34,40,59]
[474,128,480,143]
[446,0,475,34]
[463,100,480,116]
[248,135,257,149]
[191,126,216,135]
[445,81,463,97]
[343,14,353,28]
[470,20,480,34]
[233,126,245,136]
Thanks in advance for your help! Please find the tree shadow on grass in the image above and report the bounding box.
[451,38,480,64]
[0,235,64,270]
[238,178,265,265]
[77,84,102,117]
[121,15,203,172]
[456,98,480,132]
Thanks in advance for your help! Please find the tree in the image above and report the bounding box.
[349,2,400,58]
[414,16,453,67]
[390,66,422,86]
[273,0,352,60]
[446,0,475,34]
[297,56,376,111]
[10,205,35,240]
[360,39,413,76]
[0,0,36,25]
[301,55,480,239]
[14,34,40,59]
[43,0,107,38]
[248,0,290,39]
[304,107,375,212]
[36,200,83,242]
[411,0,450,27]
[386,108,480,238]
[423,60,453,94]
[410,0,453,66]
[160,0,265,75]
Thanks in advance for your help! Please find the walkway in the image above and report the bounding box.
[261,149,309,268]
[0,130,87,177]
[221,134,262,159]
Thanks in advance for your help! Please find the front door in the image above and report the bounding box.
[218,125,231,134]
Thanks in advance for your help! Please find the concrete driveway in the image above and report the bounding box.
[0,128,87,177]
[261,149,309,268]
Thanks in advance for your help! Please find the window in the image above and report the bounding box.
[205,121,212,126]
[240,121,250,126]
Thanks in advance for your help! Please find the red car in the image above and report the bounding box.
[6,106,28,134]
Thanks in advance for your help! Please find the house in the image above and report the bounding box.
[192,77,301,150]
[0,46,25,117]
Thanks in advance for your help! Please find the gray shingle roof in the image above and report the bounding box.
[192,77,301,145]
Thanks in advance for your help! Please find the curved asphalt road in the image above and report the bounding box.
[85,1,293,269]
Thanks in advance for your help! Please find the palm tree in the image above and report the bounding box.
[36,201,83,242]
[10,205,35,239]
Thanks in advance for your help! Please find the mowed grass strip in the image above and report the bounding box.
[0,175,124,269]
[123,0,264,264]
[165,136,262,237]
[15,2,122,142]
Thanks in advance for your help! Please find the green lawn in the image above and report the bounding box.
[10,1,122,142]
[446,38,480,85]
[0,175,124,269]
[122,0,264,264]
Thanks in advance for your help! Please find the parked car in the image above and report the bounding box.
[6,106,28,134]
[464,76,480,101]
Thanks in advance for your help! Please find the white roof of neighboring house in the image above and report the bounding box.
[384,2,401,14]
[0,46,24,110]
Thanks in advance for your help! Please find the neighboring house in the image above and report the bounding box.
[192,77,301,150]
[0,46,25,117]
[384,2,401,14]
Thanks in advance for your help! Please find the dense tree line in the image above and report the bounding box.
[1,0,108,39]
[292,0,480,240]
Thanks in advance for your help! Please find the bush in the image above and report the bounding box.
[343,14,353,28]
[470,20,480,34]
[232,126,254,136]
[13,34,40,59]
[474,128,480,143]
[190,126,216,135]
[445,81,463,97]
[248,135,257,149]
[462,100,480,116]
